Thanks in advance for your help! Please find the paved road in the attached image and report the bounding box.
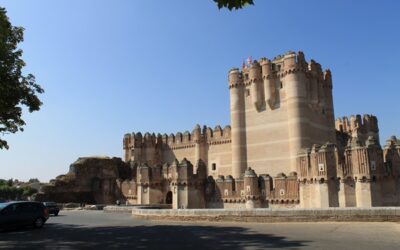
[1,210,400,249]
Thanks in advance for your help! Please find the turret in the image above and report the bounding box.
[228,68,247,178]
[132,132,143,163]
[323,69,335,124]
[249,60,263,111]
[143,132,156,165]
[243,167,260,208]
[260,58,275,109]
[283,51,309,171]
[123,133,132,162]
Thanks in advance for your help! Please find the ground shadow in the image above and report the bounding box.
[0,223,310,249]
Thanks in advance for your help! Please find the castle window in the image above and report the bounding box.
[371,161,376,171]
[280,82,283,89]
[246,89,250,97]
[318,163,325,172]
[212,163,216,171]
[322,108,326,115]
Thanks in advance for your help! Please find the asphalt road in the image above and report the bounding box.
[1,210,400,250]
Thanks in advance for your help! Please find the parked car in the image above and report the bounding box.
[0,201,49,230]
[43,202,60,216]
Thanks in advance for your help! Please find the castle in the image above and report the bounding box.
[117,51,400,209]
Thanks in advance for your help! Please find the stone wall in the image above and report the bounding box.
[36,157,131,204]
[132,207,400,222]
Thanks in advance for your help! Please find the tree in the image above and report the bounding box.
[0,7,44,150]
[28,178,40,183]
[214,0,254,10]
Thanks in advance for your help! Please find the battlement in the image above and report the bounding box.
[123,125,232,151]
[229,51,332,87]
[297,142,338,181]
[335,114,380,148]
[208,169,299,206]
[384,136,400,150]
[335,114,379,134]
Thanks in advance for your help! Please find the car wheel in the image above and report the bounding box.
[34,217,44,228]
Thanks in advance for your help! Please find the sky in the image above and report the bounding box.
[0,0,399,182]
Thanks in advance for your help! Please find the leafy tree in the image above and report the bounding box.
[0,182,37,200]
[214,0,254,10]
[0,7,44,150]
[28,178,40,183]
[22,186,37,197]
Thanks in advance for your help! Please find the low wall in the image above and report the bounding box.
[104,204,172,213]
[132,207,400,222]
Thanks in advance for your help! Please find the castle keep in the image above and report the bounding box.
[121,51,400,209]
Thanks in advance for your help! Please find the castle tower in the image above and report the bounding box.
[260,58,275,109]
[244,167,260,208]
[228,68,247,178]
[249,61,263,111]
[234,51,336,177]
[192,125,207,172]
[283,52,310,171]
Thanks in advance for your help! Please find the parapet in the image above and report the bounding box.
[209,169,299,205]
[123,124,232,151]
[236,51,332,88]
[335,114,379,134]
[297,142,338,181]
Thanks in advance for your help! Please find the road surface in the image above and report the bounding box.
[1,210,399,249]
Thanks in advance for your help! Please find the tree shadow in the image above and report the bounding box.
[0,223,310,249]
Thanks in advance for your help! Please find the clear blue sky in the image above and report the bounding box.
[1,0,399,182]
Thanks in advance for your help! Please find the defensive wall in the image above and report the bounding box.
[123,125,233,177]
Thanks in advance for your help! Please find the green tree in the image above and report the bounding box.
[214,0,254,10]
[28,178,40,183]
[22,186,37,197]
[0,7,44,150]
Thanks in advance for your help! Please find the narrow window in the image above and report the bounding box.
[212,163,216,171]
[280,82,283,89]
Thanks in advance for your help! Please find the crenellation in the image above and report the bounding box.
[213,125,223,139]
[182,131,191,143]
[162,133,168,144]
[336,114,379,148]
[175,132,183,143]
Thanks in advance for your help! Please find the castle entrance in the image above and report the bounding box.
[166,191,173,204]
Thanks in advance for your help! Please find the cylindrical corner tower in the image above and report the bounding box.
[260,58,275,109]
[249,61,263,111]
[229,68,247,178]
[283,53,309,172]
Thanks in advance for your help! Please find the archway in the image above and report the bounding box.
[166,191,173,204]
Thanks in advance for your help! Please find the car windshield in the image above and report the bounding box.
[44,202,56,206]
[0,203,7,211]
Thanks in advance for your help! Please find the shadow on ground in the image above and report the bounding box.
[0,223,310,249]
